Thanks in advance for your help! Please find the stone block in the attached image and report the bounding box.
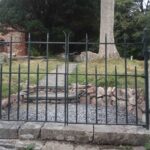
[0,139,16,149]
[74,145,99,150]
[94,125,150,146]
[19,122,44,140]
[133,147,145,150]
[42,141,74,150]
[41,123,93,143]
[15,140,44,150]
[0,121,24,139]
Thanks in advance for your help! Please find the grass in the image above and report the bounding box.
[145,143,150,150]
[1,58,63,98]
[1,57,145,98]
[69,58,145,88]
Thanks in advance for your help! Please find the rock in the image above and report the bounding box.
[97,98,105,106]
[0,139,16,149]
[94,125,150,145]
[2,95,18,109]
[142,113,146,123]
[42,141,74,150]
[80,96,91,104]
[128,105,134,112]
[74,145,99,150]
[117,101,125,108]
[91,98,96,105]
[107,87,112,96]
[19,134,34,140]
[108,97,115,106]
[2,99,8,109]
[0,146,9,150]
[11,94,17,103]
[87,86,96,94]
[0,52,8,64]
[133,147,145,150]
[15,140,43,150]
[137,109,143,119]
[0,121,24,139]
[137,97,143,104]
[129,97,136,105]
[73,51,99,62]
[138,101,145,112]
[19,122,44,139]
[41,123,93,143]
[128,88,135,97]
[111,96,116,102]
[97,87,105,97]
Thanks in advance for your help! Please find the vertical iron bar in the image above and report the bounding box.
[66,33,70,125]
[0,64,2,119]
[55,65,58,122]
[17,64,21,121]
[45,33,49,122]
[95,66,98,124]
[85,34,88,124]
[115,66,118,124]
[105,34,108,124]
[76,66,78,123]
[8,36,13,120]
[36,64,39,121]
[143,28,149,129]
[135,66,138,125]
[124,36,128,124]
[64,32,67,126]
[26,33,31,121]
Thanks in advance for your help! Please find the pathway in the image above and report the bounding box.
[39,63,77,87]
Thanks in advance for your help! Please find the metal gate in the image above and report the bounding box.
[0,30,149,129]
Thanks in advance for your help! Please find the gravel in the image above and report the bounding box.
[2,103,141,125]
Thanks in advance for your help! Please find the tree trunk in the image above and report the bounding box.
[99,0,120,59]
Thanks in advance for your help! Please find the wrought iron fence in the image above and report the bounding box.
[0,31,149,129]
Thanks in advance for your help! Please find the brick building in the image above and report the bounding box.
[0,26,27,56]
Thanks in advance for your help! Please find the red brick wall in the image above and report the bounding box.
[0,30,27,56]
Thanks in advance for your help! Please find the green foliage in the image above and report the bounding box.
[0,0,100,40]
[26,144,35,150]
[115,0,150,58]
[0,0,27,26]
[145,142,150,150]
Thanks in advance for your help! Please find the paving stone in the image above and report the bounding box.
[0,146,9,150]
[133,146,145,150]
[41,123,93,143]
[15,140,44,150]
[0,139,16,148]
[94,125,150,146]
[42,141,74,150]
[0,121,24,139]
[19,122,44,139]
[74,145,99,150]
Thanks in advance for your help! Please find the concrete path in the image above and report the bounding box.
[39,63,77,87]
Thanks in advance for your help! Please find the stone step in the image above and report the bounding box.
[0,121,150,147]
[24,92,79,103]
[0,140,146,150]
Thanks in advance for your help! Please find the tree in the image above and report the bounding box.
[114,0,150,57]
[99,0,120,59]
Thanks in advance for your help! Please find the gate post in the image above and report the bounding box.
[144,28,149,129]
